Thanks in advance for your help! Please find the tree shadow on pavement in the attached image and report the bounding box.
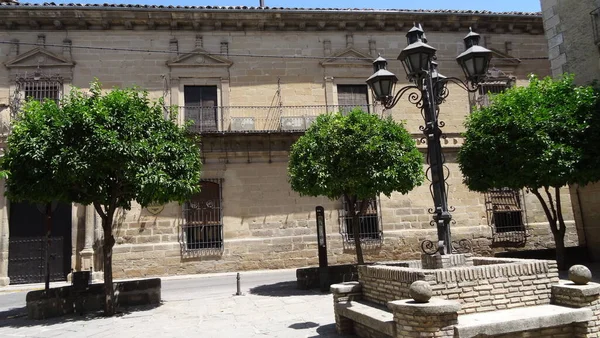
[248,281,326,297]
[0,303,162,328]
[307,323,356,337]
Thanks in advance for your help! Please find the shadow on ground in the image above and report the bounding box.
[306,323,356,337]
[248,281,326,297]
[0,303,162,328]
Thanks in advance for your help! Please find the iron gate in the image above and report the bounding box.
[8,237,65,284]
[8,201,72,285]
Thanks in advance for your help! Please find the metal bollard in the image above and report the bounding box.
[236,272,242,296]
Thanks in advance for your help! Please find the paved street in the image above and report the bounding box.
[0,269,354,338]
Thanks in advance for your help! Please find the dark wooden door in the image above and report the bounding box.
[184,86,218,132]
[8,202,72,284]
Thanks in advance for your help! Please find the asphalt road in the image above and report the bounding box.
[0,269,299,316]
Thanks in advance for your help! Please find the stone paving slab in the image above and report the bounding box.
[0,290,354,338]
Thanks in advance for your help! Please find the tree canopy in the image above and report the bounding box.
[459,75,600,192]
[288,109,424,263]
[288,109,424,200]
[2,81,202,315]
[458,74,600,269]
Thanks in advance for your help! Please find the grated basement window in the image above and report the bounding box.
[339,197,382,243]
[485,189,527,244]
[182,179,223,250]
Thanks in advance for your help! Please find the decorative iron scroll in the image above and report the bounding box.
[421,238,473,256]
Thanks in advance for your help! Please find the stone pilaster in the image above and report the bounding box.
[0,180,9,286]
[79,205,95,271]
[388,298,460,338]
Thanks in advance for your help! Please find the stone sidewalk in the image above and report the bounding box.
[0,279,355,338]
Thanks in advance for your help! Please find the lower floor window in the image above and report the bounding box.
[182,179,223,250]
[339,197,382,242]
[485,189,527,241]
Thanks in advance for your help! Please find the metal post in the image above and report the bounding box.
[421,66,452,255]
[44,202,52,292]
[315,206,329,292]
[235,272,241,296]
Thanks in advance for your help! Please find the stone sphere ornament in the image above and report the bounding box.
[409,280,432,303]
[568,265,592,285]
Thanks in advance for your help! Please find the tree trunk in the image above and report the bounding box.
[345,194,364,265]
[531,187,568,271]
[554,231,566,271]
[101,213,116,316]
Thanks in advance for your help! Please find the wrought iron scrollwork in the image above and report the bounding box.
[421,239,440,255]
[451,239,473,254]
[381,85,421,110]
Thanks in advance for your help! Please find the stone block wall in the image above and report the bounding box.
[359,257,559,315]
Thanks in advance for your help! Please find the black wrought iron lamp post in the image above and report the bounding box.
[366,25,492,255]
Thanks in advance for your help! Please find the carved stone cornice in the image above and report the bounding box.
[0,7,544,34]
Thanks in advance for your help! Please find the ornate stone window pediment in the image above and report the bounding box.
[5,47,74,71]
[488,48,521,69]
[320,47,374,68]
[166,48,233,68]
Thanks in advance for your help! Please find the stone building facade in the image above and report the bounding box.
[541,0,600,260]
[0,3,580,284]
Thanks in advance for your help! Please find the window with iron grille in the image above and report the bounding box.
[182,179,223,250]
[591,7,600,46]
[337,84,370,114]
[485,189,527,243]
[474,79,513,108]
[16,75,63,103]
[339,197,382,243]
[184,86,218,132]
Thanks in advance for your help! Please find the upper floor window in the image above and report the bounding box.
[337,84,370,114]
[184,86,218,132]
[474,79,513,108]
[182,179,223,251]
[16,74,63,103]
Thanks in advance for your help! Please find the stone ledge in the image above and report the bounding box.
[335,300,394,337]
[552,281,600,297]
[331,281,361,294]
[387,298,461,315]
[454,304,592,338]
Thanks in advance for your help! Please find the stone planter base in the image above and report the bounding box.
[26,278,161,319]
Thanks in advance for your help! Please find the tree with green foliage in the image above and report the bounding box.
[2,81,202,315]
[458,75,600,270]
[288,109,424,264]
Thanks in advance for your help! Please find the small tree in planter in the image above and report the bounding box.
[288,109,424,264]
[2,81,202,315]
[458,75,600,270]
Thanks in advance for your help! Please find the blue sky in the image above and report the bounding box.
[51,0,542,12]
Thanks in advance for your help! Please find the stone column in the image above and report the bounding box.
[79,205,95,271]
[388,298,460,338]
[330,282,362,334]
[0,180,9,286]
[552,281,600,337]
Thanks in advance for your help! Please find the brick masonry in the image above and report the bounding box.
[359,257,559,315]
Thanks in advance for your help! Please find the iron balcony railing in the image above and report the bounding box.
[180,104,382,133]
[0,104,383,136]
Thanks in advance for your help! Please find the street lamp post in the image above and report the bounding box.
[366,24,492,255]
